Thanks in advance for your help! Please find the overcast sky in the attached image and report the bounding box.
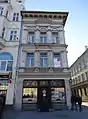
[25,0,88,66]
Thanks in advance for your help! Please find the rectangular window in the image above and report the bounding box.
[27,53,34,67]
[53,53,61,67]
[28,32,35,43]
[0,7,4,15]
[40,32,47,43]
[52,32,59,43]
[0,61,6,71]
[84,87,87,96]
[7,61,13,71]
[6,11,8,18]
[2,27,5,38]
[13,13,19,21]
[40,53,48,67]
[10,31,17,41]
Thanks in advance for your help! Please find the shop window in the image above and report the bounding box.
[23,88,37,104]
[51,88,65,103]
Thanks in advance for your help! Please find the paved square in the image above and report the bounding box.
[2,107,88,119]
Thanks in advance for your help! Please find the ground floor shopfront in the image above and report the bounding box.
[15,69,71,111]
[22,80,66,111]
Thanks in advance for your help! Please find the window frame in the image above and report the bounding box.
[10,30,17,41]
[0,60,13,71]
[53,53,61,68]
[40,53,48,67]
[0,7,4,15]
[26,53,34,67]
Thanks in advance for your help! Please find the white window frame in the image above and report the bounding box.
[52,32,59,43]
[13,13,19,21]
[10,30,17,41]
[28,32,35,43]
[40,33,47,43]
[40,54,48,67]
[27,54,34,67]
[0,7,4,15]
[0,60,13,71]
[53,54,61,68]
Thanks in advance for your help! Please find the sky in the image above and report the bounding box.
[24,0,88,66]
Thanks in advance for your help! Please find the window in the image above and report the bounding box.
[85,72,88,80]
[6,11,8,18]
[7,61,13,71]
[40,32,47,43]
[10,31,17,41]
[40,53,48,67]
[2,27,5,38]
[28,32,35,43]
[53,53,61,67]
[13,13,19,21]
[52,32,59,43]
[0,7,3,15]
[26,53,34,67]
[84,87,87,96]
[0,52,13,71]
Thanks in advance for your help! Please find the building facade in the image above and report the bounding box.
[15,11,71,111]
[70,48,88,102]
[0,0,25,105]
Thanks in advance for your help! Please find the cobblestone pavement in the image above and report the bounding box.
[2,106,88,119]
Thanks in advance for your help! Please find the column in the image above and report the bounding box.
[34,51,40,67]
[59,29,65,44]
[60,51,68,67]
[15,79,23,110]
[65,79,71,109]
[6,81,14,105]
[35,29,40,43]
[48,51,53,67]
[20,50,26,67]
[22,29,28,43]
[47,30,52,43]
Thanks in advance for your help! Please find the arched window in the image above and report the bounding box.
[0,52,13,71]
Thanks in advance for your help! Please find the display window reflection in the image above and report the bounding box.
[51,88,65,103]
[23,88,37,103]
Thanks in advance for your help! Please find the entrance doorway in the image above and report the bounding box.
[37,87,51,112]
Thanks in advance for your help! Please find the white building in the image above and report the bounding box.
[0,0,25,105]
[15,11,71,111]
[70,48,88,102]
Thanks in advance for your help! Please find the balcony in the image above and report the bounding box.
[0,37,6,49]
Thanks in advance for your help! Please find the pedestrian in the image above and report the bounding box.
[71,94,77,110]
[0,96,4,119]
[77,95,82,112]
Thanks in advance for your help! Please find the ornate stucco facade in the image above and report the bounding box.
[15,11,71,111]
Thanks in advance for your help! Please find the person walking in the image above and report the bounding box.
[71,94,77,110]
[77,95,82,112]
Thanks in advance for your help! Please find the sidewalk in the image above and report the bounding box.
[2,106,88,119]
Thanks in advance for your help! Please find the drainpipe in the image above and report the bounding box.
[14,20,22,104]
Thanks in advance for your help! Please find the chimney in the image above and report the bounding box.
[85,45,88,50]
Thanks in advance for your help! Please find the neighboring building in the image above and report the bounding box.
[15,11,71,111]
[0,0,25,105]
[70,48,88,102]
